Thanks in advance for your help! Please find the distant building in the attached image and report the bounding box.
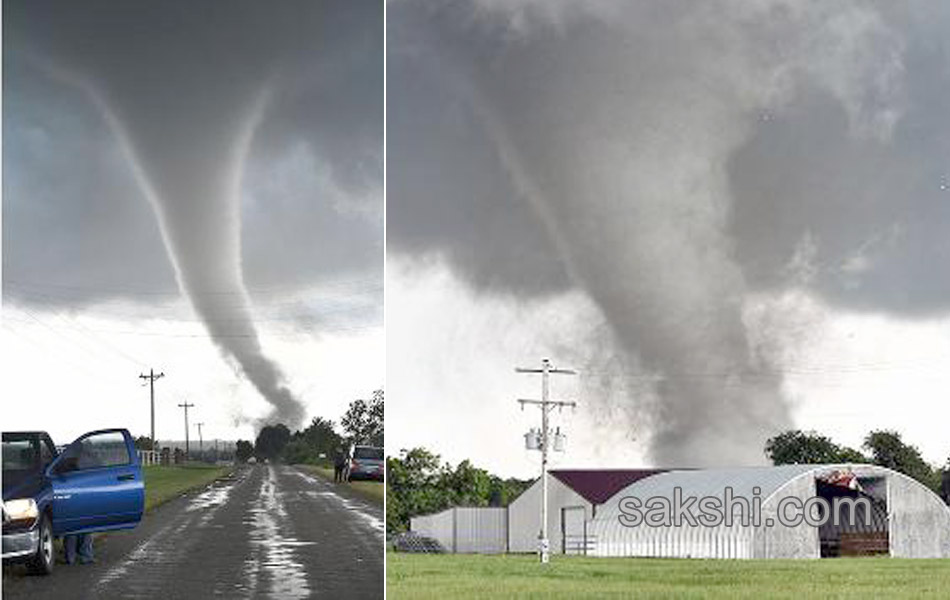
[409,465,950,559]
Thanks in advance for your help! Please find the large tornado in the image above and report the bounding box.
[10,1,322,428]
[423,0,905,465]
[100,80,306,430]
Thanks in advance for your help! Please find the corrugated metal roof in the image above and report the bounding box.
[549,469,669,505]
[609,464,820,503]
[588,464,825,557]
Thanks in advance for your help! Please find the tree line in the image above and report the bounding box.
[766,428,950,504]
[388,428,950,536]
[235,389,384,465]
[386,448,533,534]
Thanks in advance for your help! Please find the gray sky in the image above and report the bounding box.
[387,0,950,474]
[3,1,383,442]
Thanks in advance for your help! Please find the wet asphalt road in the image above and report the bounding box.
[2,464,384,599]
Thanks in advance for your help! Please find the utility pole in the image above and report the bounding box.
[516,358,577,565]
[139,369,165,452]
[195,422,204,456]
[177,401,194,457]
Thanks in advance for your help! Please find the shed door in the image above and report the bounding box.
[561,506,587,554]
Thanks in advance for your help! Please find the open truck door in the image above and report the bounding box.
[46,428,144,537]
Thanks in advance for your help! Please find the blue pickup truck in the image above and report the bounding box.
[2,428,144,575]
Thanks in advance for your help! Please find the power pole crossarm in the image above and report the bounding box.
[515,358,579,565]
[518,399,576,409]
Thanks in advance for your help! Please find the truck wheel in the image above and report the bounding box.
[26,513,54,575]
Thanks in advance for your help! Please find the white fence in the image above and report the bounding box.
[137,450,160,466]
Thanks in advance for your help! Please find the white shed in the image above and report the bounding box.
[410,506,508,553]
[507,469,665,554]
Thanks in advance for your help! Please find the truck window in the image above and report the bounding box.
[2,438,37,471]
[60,431,131,470]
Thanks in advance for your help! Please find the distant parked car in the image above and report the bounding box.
[2,429,145,575]
[345,445,383,482]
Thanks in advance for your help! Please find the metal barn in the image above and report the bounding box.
[590,464,950,559]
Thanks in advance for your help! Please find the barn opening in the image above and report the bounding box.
[816,473,889,558]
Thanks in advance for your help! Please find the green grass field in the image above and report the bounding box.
[143,463,232,511]
[387,553,950,599]
[295,464,384,505]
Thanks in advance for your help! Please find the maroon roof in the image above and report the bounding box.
[549,469,667,505]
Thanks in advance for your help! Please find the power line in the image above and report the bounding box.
[3,275,382,298]
[5,285,383,317]
[2,314,381,339]
[1,319,122,385]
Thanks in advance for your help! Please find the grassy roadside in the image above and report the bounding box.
[295,463,384,505]
[143,462,233,512]
[387,553,950,599]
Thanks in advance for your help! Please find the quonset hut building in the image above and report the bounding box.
[591,464,950,559]
[410,464,950,559]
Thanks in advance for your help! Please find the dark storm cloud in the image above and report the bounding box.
[728,12,950,316]
[386,26,570,297]
[4,0,382,306]
[3,62,178,298]
[388,1,949,465]
[4,0,382,428]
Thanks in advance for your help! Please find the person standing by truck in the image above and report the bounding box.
[333,448,346,483]
[63,439,99,564]
[64,533,94,565]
